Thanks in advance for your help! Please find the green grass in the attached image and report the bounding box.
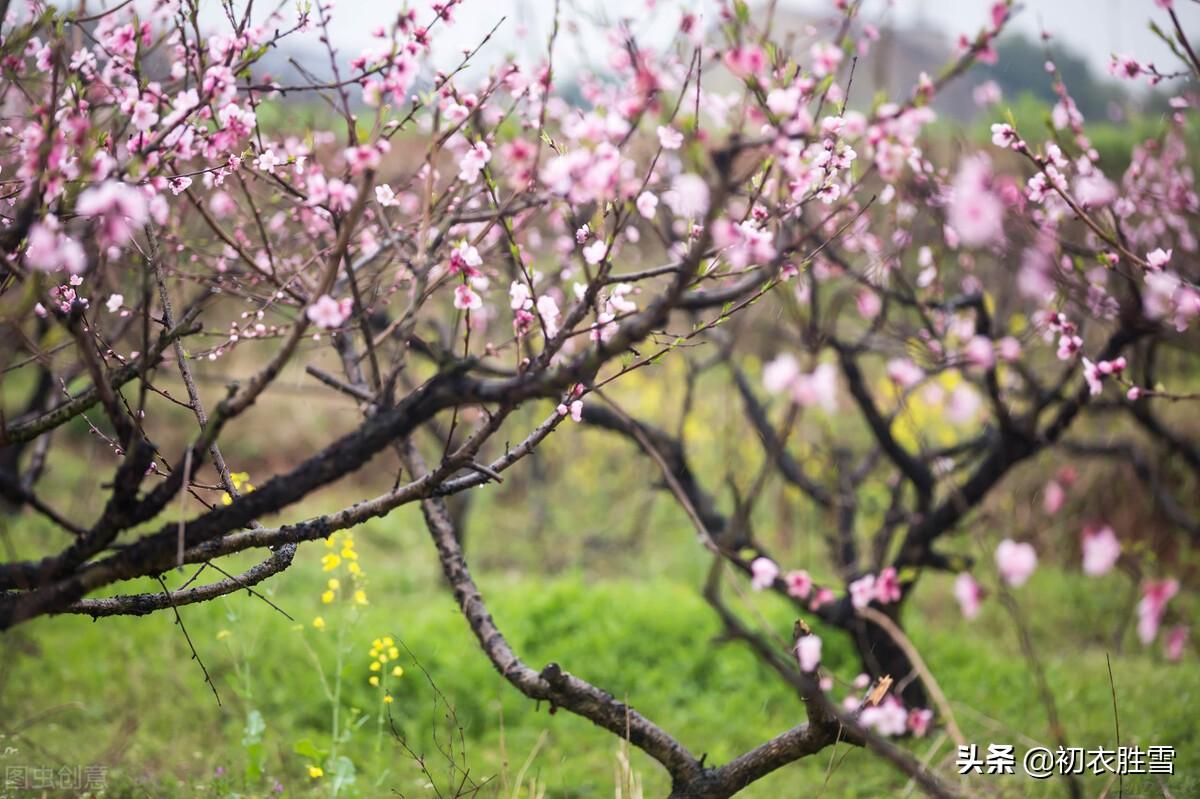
[3,364,1198,798]
[2,513,1197,798]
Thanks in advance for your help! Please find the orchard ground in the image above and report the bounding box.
[2,360,1197,798]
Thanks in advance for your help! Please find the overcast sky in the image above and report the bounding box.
[315,0,1199,82]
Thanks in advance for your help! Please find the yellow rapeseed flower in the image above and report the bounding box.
[327,578,340,590]
[387,646,399,660]
[312,616,326,630]
[347,562,362,575]
[368,675,380,687]
[382,636,394,647]
[391,666,404,677]
[369,661,381,672]
[383,694,394,704]
[353,590,368,605]
[321,553,341,572]
[307,765,323,779]
[321,590,335,604]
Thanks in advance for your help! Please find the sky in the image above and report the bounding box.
[315,0,1200,81]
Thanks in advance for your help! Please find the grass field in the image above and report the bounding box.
[3,488,1198,798]
[2,345,1198,799]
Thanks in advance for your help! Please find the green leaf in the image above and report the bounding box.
[330,755,358,795]
[241,709,265,746]
[292,738,324,761]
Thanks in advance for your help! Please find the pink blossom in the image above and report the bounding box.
[105,294,124,313]
[810,42,843,78]
[860,696,908,736]
[875,567,902,604]
[849,574,876,609]
[663,173,710,218]
[582,240,607,265]
[76,181,148,247]
[130,100,159,132]
[887,358,924,389]
[1082,358,1103,395]
[766,87,802,118]
[375,184,398,207]
[792,363,839,412]
[453,284,482,311]
[763,354,800,394]
[448,243,482,276]
[1043,480,1066,515]
[1074,173,1116,207]
[997,336,1022,362]
[907,708,933,737]
[306,295,352,329]
[944,384,982,425]
[954,572,983,619]
[750,557,779,590]
[948,155,1004,248]
[785,570,812,599]
[656,126,683,150]
[25,219,86,274]
[724,45,766,78]
[636,191,659,219]
[972,81,1001,107]
[1081,524,1121,576]
[1146,248,1172,270]
[535,295,561,338]
[1164,625,1188,661]
[795,635,822,672]
[458,141,491,184]
[1137,578,1179,644]
[556,400,584,422]
[325,179,358,213]
[995,539,1037,587]
[962,335,995,370]
[856,289,882,319]
[810,587,835,610]
[990,123,1019,149]
[1109,53,1142,80]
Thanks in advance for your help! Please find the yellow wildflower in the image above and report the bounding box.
[383,694,394,704]
[321,590,335,604]
[327,578,340,590]
[382,636,394,647]
[216,630,231,641]
[307,765,323,779]
[369,661,381,672]
[387,646,399,660]
[347,562,362,576]
[368,675,379,687]
[321,553,341,572]
[353,589,368,605]
[312,616,326,630]
[391,666,404,677]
